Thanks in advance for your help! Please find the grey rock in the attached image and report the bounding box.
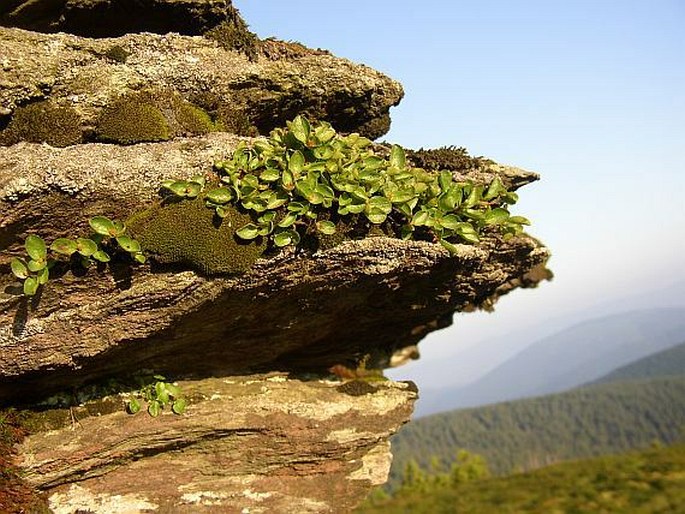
[0,27,403,141]
[0,135,550,405]
[1,0,241,37]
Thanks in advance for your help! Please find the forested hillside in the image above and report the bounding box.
[389,376,685,486]
[591,341,685,385]
[357,444,685,514]
[415,308,685,415]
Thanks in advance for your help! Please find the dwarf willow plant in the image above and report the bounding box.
[10,216,144,296]
[163,116,530,253]
[126,375,186,417]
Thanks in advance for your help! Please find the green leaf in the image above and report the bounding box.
[316,220,337,235]
[277,212,298,228]
[259,168,281,182]
[172,398,187,415]
[51,238,78,256]
[25,235,47,261]
[215,206,229,219]
[509,215,531,226]
[266,192,289,210]
[273,229,300,247]
[236,224,260,240]
[36,267,49,285]
[390,188,416,204]
[155,382,170,405]
[281,169,295,190]
[116,236,141,253]
[89,216,115,237]
[206,187,233,204]
[366,209,388,224]
[390,145,406,169]
[167,180,190,197]
[27,259,46,272]
[439,214,463,231]
[190,175,206,187]
[289,115,311,144]
[133,253,146,264]
[289,150,305,175]
[484,176,506,201]
[23,276,38,296]
[92,250,111,263]
[127,397,141,414]
[455,224,481,244]
[76,238,98,257]
[148,400,161,417]
[483,208,510,225]
[185,182,202,198]
[367,196,392,214]
[439,171,453,192]
[400,225,414,240]
[10,258,29,279]
[439,238,460,255]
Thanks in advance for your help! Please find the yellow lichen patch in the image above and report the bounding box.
[0,101,82,147]
[129,197,266,275]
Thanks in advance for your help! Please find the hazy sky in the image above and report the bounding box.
[235,1,685,387]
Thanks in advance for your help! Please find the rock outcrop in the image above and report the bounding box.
[2,0,242,37]
[0,134,549,406]
[0,2,550,512]
[17,374,417,513]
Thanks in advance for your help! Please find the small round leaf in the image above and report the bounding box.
[11,258,29,279]
[236,224,260,240]
[127,397,141,414]
[25,235,47,261]
[316,220,337,235]
[51,238,78,256]
[23,276,39,296]
[116,236,141,253]
[172,398,187,415]
[76,238,98,257]
[27,259,46,272]
[148,400,161,417]
[89,216,115,237]
[92,250,111,263]
[206,187,233,205]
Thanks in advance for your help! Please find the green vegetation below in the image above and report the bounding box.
[357,444,685,514]
[389,376,685,487]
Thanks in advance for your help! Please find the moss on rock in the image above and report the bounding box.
[129,197,266,275]
[95,90,219,144]
[95,93,171,144]
[204,19,260,61]
[0,101,82,147]
[406,146,490,172]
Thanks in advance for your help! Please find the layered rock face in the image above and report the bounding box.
[0,2,550,512]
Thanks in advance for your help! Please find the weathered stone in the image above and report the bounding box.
[0,27,403,141]
[0,135,550,406]
[0,0,241,38]
[16,374,417,513]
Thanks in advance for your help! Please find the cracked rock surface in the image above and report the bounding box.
[17,374,417,513]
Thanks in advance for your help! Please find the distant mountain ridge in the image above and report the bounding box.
[415,308,685,416]
[589,340,685,385]
[389,375,685,488]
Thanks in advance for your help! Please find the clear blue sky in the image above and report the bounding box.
[235,1,685,388]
